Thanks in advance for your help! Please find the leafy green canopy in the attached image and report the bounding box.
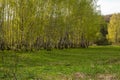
[0,0,101,50]
[108,13,120,44]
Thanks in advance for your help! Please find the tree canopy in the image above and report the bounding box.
[108,13,120,44]
[0,0,101,51]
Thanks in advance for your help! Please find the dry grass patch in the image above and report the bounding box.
[96,74,117,80]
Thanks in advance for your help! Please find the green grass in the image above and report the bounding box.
[0,46,120,80]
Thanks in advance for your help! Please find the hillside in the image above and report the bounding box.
[103,14,112,23]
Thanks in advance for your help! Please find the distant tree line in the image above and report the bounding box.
[96,13,120,45]
[0,0,102,51]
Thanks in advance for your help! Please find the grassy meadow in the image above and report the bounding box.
[0,46,120,80]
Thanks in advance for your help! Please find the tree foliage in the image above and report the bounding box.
[0,0,101,50]
[108,13,120,44]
